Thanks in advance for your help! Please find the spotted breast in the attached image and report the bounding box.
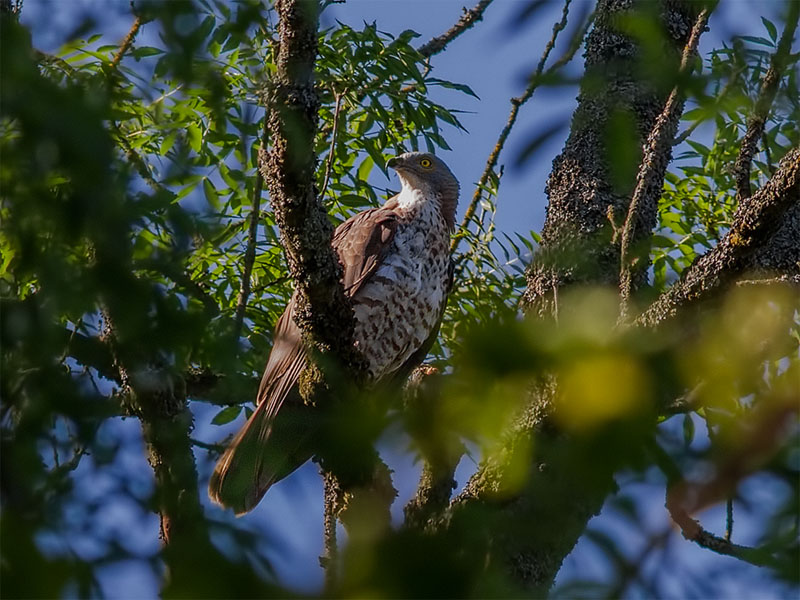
[353,185,451,380]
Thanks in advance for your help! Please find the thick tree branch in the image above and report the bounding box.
[733,1,800,202]
[260,0,365,376]
[618,7,712,319]
[417,0,495,59]
[448,2,704,593]
[99,307,221,591]
[637,146,800,329]
[523,0,700,316]
[452,0,580,253]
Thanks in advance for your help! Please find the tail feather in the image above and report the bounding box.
[209,398,315,515]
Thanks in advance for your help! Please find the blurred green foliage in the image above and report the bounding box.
[1,1,798,598]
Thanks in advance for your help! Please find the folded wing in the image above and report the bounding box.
[208,201,400,514]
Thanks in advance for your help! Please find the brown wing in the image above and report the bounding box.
[209,198,400,514]
[256,198,400,413]
[336,198,400,295]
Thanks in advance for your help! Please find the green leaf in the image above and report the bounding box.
[131,46,164,59]
[212,405,242,425]
[203,178,220,208]
[160,132,177,156]
[428,77,480,99]
[761,17,777,43]
[337,194,367,208]
[357,155,374,182]
[187,124,202,152]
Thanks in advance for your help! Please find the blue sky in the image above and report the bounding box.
[20,0,796,597]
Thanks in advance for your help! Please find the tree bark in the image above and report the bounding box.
[449,1,701,593]
[637,147,799,328]
[523,0,699,315]
[259,0,365,381]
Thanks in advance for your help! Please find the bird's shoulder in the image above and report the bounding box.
[333,197,403,295]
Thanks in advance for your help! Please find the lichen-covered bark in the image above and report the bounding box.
[449,1,700,593]
[523,0,697,314]
[104,319,221,592]
[637,147,799,328]
[260,0,365,379]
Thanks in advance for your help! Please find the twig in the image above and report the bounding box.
[49,446,86,479]
[232,116,269,343]
[417,0,495,58]
[672,63,747,147]
[762,129,775,174]
[115,123,163,192]
[661,383,704,416]
[725,498,734,542]
[451,0,583,254]
[618,7,712,322]
[109,15,142,70]
[733,1,799,202]
[736,274,800,287]
[319,89,345,201]
[190,437,225,454]
[666,494,779,569]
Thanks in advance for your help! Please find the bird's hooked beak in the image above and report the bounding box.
[387,156,403,171]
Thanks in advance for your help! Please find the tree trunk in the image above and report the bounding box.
[451,0,700,593]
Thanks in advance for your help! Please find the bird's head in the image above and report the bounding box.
[387,152,459,229]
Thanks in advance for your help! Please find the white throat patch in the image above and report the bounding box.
[396,176,434,211]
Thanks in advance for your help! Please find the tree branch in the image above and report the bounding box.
[109,14,142,69]
[260,0,365,376]
[232,116,269,343]
[402,366,463,529]
[523,0,701,316]
[320,469,341,591]
[666,498,782,569]
[637,146,800,329]
[452,0,581,254]
[733,1,800,202]
[319,88,345,201]
[417,0,495,59]
[618,6,712,320]
[100,308,219,584]
[451,2,708,592]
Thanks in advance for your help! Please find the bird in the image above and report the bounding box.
[209,151,460,515]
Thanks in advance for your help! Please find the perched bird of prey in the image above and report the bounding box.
[209,152,459,515]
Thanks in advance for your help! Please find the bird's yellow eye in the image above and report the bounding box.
[420,158,432,168]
